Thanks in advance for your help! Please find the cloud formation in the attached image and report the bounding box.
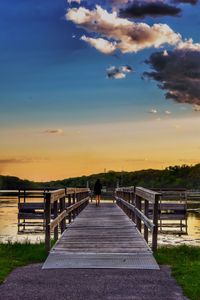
[164,110,171,114]
[144,41,200,105]
[119,2,181,19]
[0,158,33,164]
[107,65,133,79]
[44,129,64,135]
[193,104,200,111]
[66,5,181,54]
[68,0,81,4]
[81,35,116,54]
[174,0,198,4]
[148,108,158,113]
[111,0,198,7]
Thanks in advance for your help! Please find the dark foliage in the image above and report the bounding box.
[1,164,200,190]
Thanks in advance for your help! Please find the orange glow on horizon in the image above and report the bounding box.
[1,116,200,181]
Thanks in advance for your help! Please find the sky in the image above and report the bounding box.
[0,0,200,181]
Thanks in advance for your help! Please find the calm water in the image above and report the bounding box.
[0,197,200,246]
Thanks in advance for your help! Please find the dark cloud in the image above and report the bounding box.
[144,46,200,105]
[0,158,32,164]
[119,2,181,19]
[174,0,198,4]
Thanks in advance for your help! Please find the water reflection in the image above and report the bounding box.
[0,197,200,245]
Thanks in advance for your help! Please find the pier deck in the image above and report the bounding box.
[43,203,159,270]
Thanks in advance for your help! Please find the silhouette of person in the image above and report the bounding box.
[94,179,102,206]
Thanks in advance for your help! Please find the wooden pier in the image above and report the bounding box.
[43,187,160,270]
[43,203,159,270]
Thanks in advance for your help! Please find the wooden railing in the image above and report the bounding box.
[44,188,90,252]
[115,187,161,251]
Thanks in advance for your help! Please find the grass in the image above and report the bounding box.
[0,242,199,300]
[155,245,200,300]
[0,241,48,283]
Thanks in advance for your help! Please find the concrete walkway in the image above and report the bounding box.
[0,264,188,300]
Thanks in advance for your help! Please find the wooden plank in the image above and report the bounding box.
[66,188,90,195]
[135,187,161,203]
[18,213,44,219]
[160,203,186,210]
[18,203,45,209]
[159,214,186,220]
[46,189,66,203]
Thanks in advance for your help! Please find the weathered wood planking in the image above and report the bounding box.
[46,189,66,203]
[135,187,161,203]
[43,203,159,270]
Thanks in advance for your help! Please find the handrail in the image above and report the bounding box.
[50,197,89,230]
[46,189,66,203]
[135,187,161,203]
[115,197,154,231]
[44,188,90,252]
[115,186,161,251]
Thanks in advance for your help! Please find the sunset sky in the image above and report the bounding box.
[0,0,200,181]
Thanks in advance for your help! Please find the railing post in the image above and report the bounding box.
[45,193,51,252]
[53,200,58,241]
[130,189,136,223]
[77,192,80,215]
[60,196,66,234]
[152,195,159,251]
[144,199,149,243]
[68,194,72,223]
[136,195,141,232]
[72,191,76,219]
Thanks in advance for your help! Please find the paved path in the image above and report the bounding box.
[43,203,158,269]
[0,264,187,300]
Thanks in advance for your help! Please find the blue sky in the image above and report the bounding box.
[0,0,200,180]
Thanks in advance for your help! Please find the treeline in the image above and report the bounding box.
[1,164,200,190]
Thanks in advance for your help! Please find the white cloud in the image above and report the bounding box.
[164,110,171,114]
[193,104,200,112]
[148,108,158,114]
[121,65,133,73]
[177,39,200,51]
[106,65,133,79]
[163,49,169,56]
[66,5,181,54]
[67,0,81,4]
[81,35,116,54]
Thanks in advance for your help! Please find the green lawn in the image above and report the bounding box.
[155,245,200,300]
[0,242,47,283]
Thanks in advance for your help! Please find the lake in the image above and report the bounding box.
[0,197,200,246]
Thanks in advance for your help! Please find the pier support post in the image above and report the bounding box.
[53,200,58,241]
[60,196,66,234]
[152,195,159,251]
[144,200,149,243]
[68,194,72,223]
[45,193,51,252]
[136,195,141,232]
